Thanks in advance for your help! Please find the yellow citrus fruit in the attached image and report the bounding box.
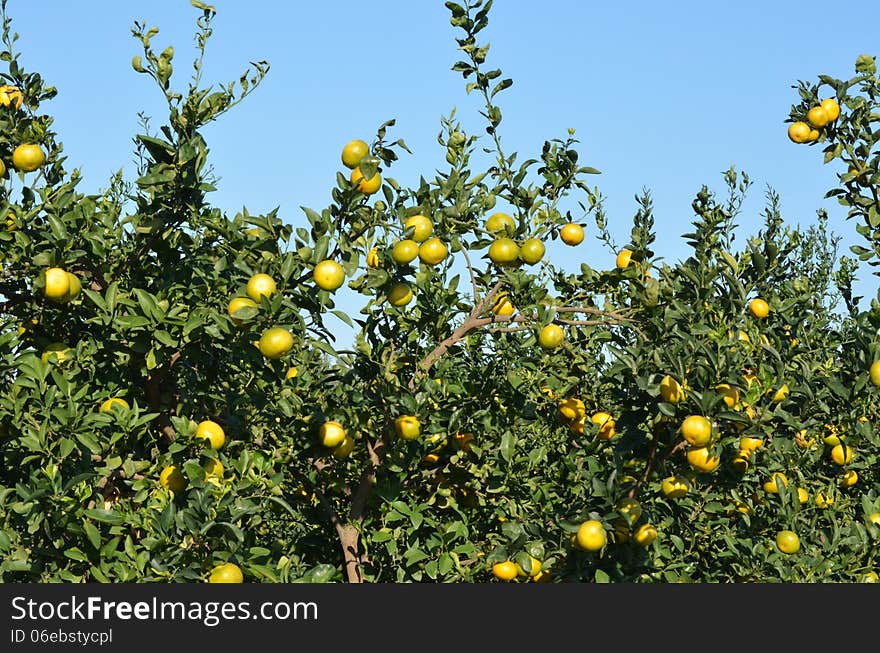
[341,139,369,169]
[732,452,749,473]
[285,366,298,379]
[869,360,880,387]
[772,384,789,403]
[659,375,686,403]
[100,397,129,413]
[519,237,545,264]
[819,98,840,122]
[715,383,739,408]
[787,121,811,144]
[65,272,82,301]
[258,327,294,359]
[515,555,543,578]
[366,246,380,268]
[319,421,346,448]
[661,475,689,499]
[839,470,858,488]
[633,523,657,547]
[575,519,607,552]
[796,487,809,504]
[208,562,243,584]
[350,167,382,194]
[739,436,763,453]
[492,560,519,581]
[830,443,852,465]
[749,297,769,318]
[859,571,879,583]
[313,259,345,291]
[418,237,448,265]
[485,211,516,236]
[488,237,520,265]
[391,239,420,265]
[776,530,800,554]
[332,436,355,459]
[159,465,188,493]
[680,415,712,446]
[538,324,564,349]
[807,128,820,141]
[815,491,835,508]
[616,248,633,269]
[44,267,71,302]
[41,342,71,364]
[591,411,616,440]
[559,223,584,246]
[822,423,845,446]
[202,458,224,481]
[686,446,721,473]
[615,497,642,524]
[807,105,830,128]
[195,420,226,450]
[387,282,413,307]
[763,472,789,494]
[246,273,276,303]
[0,84,23,109]
[394,415,421,441]
[227,296,257,324]
[868,513,880,527]
[12,143,45,172]
[558,397,586,422]
[491,291,515,317]
[404,214,433,242]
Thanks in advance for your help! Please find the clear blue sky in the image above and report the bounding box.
[8,1,878,342]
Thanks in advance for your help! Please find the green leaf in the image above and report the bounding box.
[83,509,126,525]
[83,520,101,550]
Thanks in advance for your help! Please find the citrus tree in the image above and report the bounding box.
[1,0,878,583]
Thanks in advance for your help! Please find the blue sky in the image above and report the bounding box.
[8,1,879,343]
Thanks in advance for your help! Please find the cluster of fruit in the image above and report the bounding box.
[787,97,840,144]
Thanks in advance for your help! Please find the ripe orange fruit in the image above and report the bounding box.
[246,273,276,303]
[739,436,763,453]
[660,475,689,499]
[749,297,769,318]
[830,443,852,465]
[227,296,257,324]
[538,323,564,349]
[869,360,880,387]
[659,375,686,403]
[488,237,520,266]
[366,246,380,268]
[787,121,811,144]
[491,291,515,317]
[394,415,421,440]
[680,415,712,446]
[575,519,607,551]
[44,267,71,302]
[763,472,789,494]
[319,421,346,448]
[559,223,584,246]
[258,327,294,359]
[776,530,800,554]
[591,411,616,440]
[350,167,382,194]
[100,397,129,413]
[807,105,830,128]
[492,560,519,581]
[387,282,413,307]
[558,397,586,421]
[485,212,516,236]
[208,562,243,583]
[616,248,633,269]
[819,97,840,122]
[12,143,45,172]
[195,420,226,449]
[839,470,858,488]
[715,383,739,408]
[313,259,345,291]
[159,465,187,493]
[404,214,433,243]
[332,436,355,459]
[686,446,721,473]
[391,239,420,265]
[341,139,369,169]
[418,237,448,265]
[633,523,657,547]
[519,237,545,264]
